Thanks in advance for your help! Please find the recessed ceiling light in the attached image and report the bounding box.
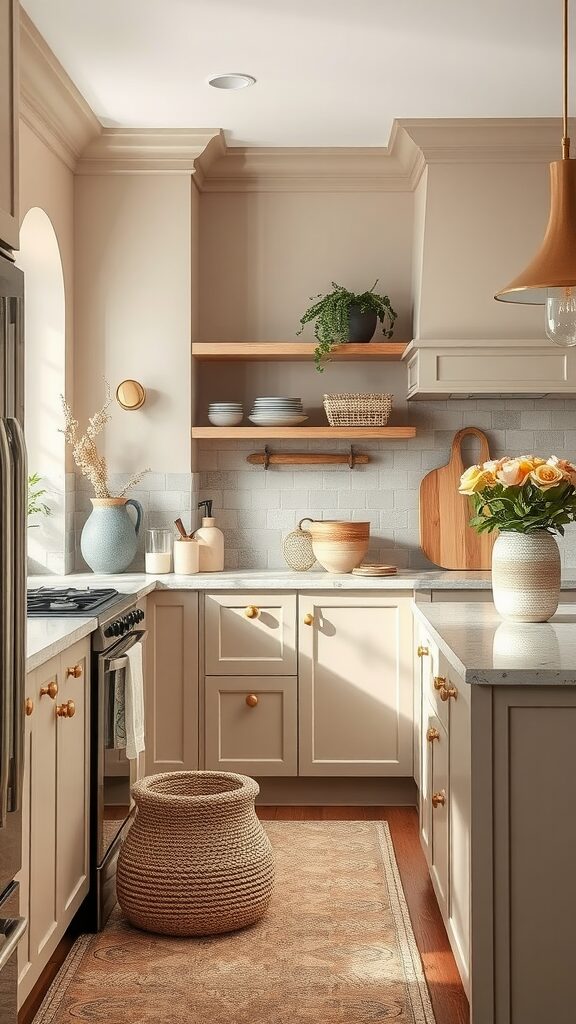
[208,73,256,91]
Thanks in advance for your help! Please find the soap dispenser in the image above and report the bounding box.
[195,500,224,572]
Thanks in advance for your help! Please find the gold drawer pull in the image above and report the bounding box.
[244,605,260,619]
[417,645,429,657]
[426,726,440,743]
[25,698,34,717]
[56,700,76,719]
[432,791,446,809]
[439,684,458,702]
[433,675,446,691]
[40,681,58,700]
[246,694,259,708]
[303,613,314,626]
[67,664,82,678]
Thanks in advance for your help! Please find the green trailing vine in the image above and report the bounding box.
[27,472,51,520]
[297,280,397,372]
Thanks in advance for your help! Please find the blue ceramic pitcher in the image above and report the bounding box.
[81,497,143,574]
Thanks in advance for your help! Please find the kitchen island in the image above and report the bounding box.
[413,600,576,1024]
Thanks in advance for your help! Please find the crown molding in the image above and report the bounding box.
[19,8,100,171]
[398,118,568,164]
[195,133,423,194]
[77,127,223,174]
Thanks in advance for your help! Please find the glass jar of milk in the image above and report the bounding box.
[145,529,172,574]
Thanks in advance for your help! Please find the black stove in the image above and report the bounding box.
[27,586,123,617]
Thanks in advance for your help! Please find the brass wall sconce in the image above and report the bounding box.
[116,380,146,411]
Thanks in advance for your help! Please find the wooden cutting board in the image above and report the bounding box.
[419,427,497,570]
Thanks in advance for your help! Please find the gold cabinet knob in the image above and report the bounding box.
[426,726,440,743]
[417,645,429,657]
[40,680,58,700]
[303,612,314,626]
[67,664,82,678]
[432,790,446,809]
[439,684,458,702]
[244,605,260,619]
[56,700,76,719]
[25,698,34,717]
[246,694,259,707]
[433,675,446,691]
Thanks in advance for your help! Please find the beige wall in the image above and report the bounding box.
[199,191,414,342]
[74,173,193,474]
[417,160,549,340]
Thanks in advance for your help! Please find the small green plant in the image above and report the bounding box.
[28,473,51,520]
[297,280,397,372]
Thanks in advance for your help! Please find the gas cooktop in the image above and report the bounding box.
[27,586,123,617]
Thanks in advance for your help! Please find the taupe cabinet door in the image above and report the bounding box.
[0,0,18,250]
[204,676,297,776]
[205,593,297,676]
[56,640,90,921]
[145,591,199,773]
[18,640,91,1008]
[298,593,413,776]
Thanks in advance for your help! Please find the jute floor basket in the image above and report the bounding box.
[117,771,274,936]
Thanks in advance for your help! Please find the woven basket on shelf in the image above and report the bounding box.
[117,771,274,936]
[323,393,393,427]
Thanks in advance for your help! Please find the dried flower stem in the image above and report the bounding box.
[60,383,149,498]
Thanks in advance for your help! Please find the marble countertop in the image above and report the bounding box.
[27,616,97,674]
[26,569,576,675]
[413,601,576,685]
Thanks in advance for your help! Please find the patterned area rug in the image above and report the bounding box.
[34,821,435,1024]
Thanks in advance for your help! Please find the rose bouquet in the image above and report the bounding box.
[459,455,576,536]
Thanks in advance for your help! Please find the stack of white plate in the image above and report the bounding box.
[208,402,243,426]
[249,397,308,427]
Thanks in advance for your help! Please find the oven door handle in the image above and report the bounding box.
[0,915,27,970]
[104,630,147,674]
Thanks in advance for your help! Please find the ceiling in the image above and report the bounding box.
[22,0,568,147]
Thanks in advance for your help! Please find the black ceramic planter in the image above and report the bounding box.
[347,305,377,343]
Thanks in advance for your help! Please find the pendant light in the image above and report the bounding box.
[495,0,576,348]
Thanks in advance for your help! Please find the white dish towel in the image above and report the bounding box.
[124,642,145,760]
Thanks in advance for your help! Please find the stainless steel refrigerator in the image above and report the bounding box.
[0,247,27,1024]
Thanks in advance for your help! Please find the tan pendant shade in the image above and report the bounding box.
[495,158,576,304]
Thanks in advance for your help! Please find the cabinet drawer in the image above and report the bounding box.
[424,706,449,911]
[425,645,460,730]
[205,593,297,676]
[204,676,297,776]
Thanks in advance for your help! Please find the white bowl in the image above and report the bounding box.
[208,412,244,426]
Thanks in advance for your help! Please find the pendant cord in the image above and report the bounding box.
[563,0,571,157]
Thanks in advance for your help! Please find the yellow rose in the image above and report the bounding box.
[459,465,493,495]
[496,458,534,486]
[529,463,564,490]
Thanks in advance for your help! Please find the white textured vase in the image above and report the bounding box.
[491,530,561,623]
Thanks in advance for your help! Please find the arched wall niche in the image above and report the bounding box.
[17,206,67,574]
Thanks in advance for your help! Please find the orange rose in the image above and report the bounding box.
[496,458,534,487]
[530,463,564,490]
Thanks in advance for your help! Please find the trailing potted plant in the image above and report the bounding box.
[459,454,576,622]
[297,280,397,372]
[61,383,149,573]
[27,472,51,527]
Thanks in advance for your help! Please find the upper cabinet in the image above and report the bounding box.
[0,0,18,251]
[404,338,576,400]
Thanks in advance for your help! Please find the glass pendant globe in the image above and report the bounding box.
[545,287,576,347]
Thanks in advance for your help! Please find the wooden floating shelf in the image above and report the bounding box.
[191,426,416,439]
[192,342,408,361]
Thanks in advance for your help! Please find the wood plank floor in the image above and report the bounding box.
[19,805,469,1024]
[258,806,470,1024]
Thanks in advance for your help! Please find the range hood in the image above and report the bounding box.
[403,338,575,400]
